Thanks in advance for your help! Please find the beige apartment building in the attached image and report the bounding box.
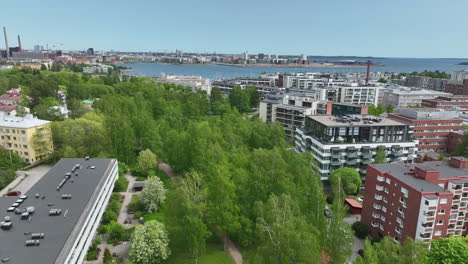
[0,114,53,163]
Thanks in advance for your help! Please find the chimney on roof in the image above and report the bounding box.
[3,27,8,58]
[17,35,21,51]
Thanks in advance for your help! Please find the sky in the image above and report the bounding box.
[2,0,468,58]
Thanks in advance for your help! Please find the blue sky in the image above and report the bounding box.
[2,0,468,58]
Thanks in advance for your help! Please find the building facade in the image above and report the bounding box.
[259,92,331,139]
[422,95,468,111]
[0,113,53,163]
[388,108,462,153]
[295,115,418,179]
[362,158,468,243]
[335,86,382,106]
[393,75,448,92]
[382,87,452,108]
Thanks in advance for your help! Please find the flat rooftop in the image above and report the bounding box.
[309,115,406,127]
[0,114,50,129]
[384,88,450,96]
[0,158,117,264]
[371,161,468,193]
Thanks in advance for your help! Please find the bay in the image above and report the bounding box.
[123,57,468,80]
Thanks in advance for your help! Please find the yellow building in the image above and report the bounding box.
[0,113,53,163]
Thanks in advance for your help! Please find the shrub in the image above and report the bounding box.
[103,247,113,264]
[352,221,370,239]
[113,174,129,192]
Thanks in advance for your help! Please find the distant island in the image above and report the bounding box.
[457,62,468,65]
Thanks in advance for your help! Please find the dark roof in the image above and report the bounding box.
[371,161,468,193]
[0,158,116,264]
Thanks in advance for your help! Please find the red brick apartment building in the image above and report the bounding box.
[362,157,468,243]
[388,108,462,153]
[422,96,468,111]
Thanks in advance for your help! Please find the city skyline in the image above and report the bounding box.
[2,0,468,58]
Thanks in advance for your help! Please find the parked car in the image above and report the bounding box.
[7,191,21,197]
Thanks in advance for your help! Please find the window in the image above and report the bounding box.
[434,230,442,236]
[401,187,408,197]
[425,200,429,206]
[439,209,445,215]
[377,176,385,182]
[383,196,388,203]
[382,206,387,212]
[440,198,448,204]
[457,221,463,226]
[461,202,467,207]
[386,178,391,184]
[450,214,457,220]
[458,212,465,217]
[463,193,468,198]
[464,183,468,188]
[385,187,389,194]
[454,195,461,200]
[437,220,444,225]
[395,227,401,234]
[380,215,386,221]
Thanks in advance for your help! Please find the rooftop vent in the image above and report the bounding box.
[85,156,90,160]
[31,233,44,239]
[0,221,12,230]
[49,209,61,216]
[61,194,72,200]
[25,240,40,247]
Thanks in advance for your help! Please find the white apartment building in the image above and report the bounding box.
[158,75,212,95]
[335,85,382,106]
[381,86,452,108]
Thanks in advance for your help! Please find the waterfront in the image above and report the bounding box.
[123,57,468,80]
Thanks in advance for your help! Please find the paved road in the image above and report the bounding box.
[0,165,52,196]
[117,170,139,226]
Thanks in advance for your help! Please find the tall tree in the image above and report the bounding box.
[329,167,362,196]
[386,104,394,113]
[228,86,250,113]
[355,237,428,264]
[425,236,468,264]
[254,194,321,264]
[374,146,387,164]
[326,197,353,264]
[166,171,211,261]
[452,133,468,157]
[140,176,167,213]
[136,149,158,173]
[129,220,171,264]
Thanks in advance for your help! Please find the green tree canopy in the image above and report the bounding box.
[140,176,167,213]
[329,167,362,197]
[130,220,171,264]
[254,194,321,264]
[136,149,158,173]
[355,237,428,264]
[374,146,387,164]
[425,236,468,264]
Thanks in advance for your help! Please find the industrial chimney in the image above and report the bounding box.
[3,27,8,58]
[17,35,21,51]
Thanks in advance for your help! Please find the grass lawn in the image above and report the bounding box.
[166,243,234,264]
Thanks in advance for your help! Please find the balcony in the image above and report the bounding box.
[331,152,342,159]
[346,159,357,166]
[347,152,358,159]
[423,211,435,217]
[376,185,384,191]
[361,152,373,159]
[419,233,431,239]
[361,159,373,165]
[421,222,433,228]
[330,160,342,166]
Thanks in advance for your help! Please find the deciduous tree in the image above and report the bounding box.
[140,176,166,213]
[129,220,170,264]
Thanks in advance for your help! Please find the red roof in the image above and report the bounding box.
[345,198,362,208]
[0,93,21,101]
